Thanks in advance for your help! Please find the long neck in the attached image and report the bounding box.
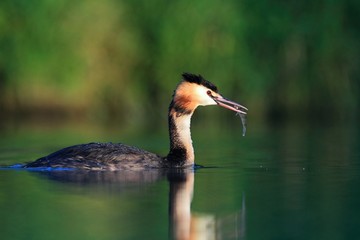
[166,103,195,167]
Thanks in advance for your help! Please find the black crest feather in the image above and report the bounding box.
[182,73,218,92]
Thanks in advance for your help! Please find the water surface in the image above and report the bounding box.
[0,121,359,239]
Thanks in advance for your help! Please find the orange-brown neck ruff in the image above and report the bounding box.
[166,84,197,167]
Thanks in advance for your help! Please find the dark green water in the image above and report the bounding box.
[0,120,360,240]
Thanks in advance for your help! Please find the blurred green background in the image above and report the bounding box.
[0,0,359,128]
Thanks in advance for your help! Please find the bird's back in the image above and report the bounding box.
[25,142,163,170]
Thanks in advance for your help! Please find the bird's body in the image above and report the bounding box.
[25,142,164,170]
[24,73,247,170]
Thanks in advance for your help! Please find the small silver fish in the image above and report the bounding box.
[236,112,247,136]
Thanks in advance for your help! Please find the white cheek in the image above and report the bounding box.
[200,96,217,106]
[195,86,217,106]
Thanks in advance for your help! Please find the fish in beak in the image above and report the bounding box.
[208,92,248,136]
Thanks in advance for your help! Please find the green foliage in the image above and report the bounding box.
[0,0,359,124]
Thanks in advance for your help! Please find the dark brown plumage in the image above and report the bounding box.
[25,143,163,170]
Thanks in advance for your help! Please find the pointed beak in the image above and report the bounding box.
[212,95,248,114]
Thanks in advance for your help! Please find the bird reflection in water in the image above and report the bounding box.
[168,171,246,240]
[34,170,246,239]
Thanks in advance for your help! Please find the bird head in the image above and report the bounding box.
[171,73,248,115]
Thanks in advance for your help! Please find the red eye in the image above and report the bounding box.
[207,90,212,96]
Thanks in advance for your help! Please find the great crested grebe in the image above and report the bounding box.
[24,73,247,170]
